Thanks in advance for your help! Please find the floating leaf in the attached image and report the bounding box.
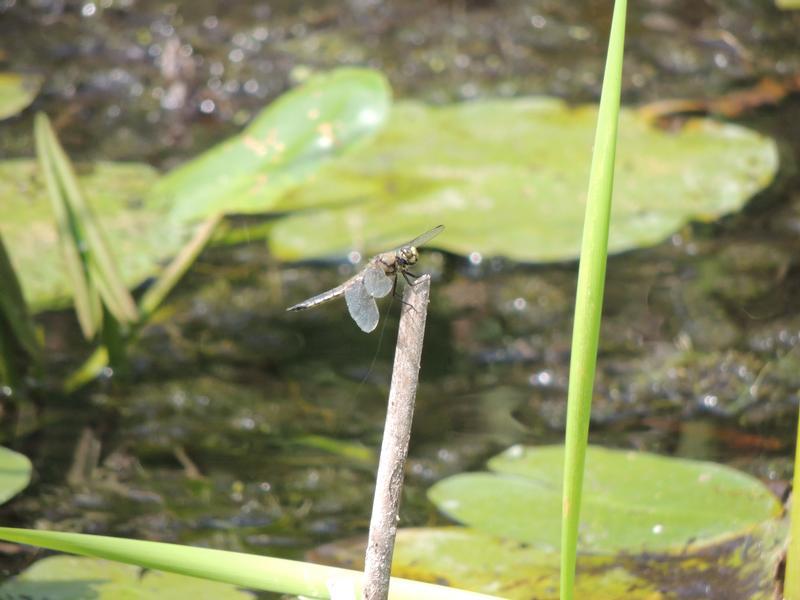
[0,446,31,505]
[313,445,784,599]
[428,445,782,553]
[148,68,391,221]
[391,529,649,599]
[313,522,785,600]
[314,527,653,599]
[0,72,41,120]
[268,99,778,262]
[0,159,190,310]
[0,556,253,599]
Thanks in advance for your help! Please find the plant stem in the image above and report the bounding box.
[138,214,223,319]
[559,2,627,600]
[363,275,431,600]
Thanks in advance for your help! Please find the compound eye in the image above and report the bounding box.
[405,247,419,264]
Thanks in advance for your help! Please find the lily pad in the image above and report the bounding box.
[313,527,652,598]
[0,555,253,599]
[0,159,191,310]
[0,73,41,120]
[313,522,785,600]
[148,68,391,221]
[267,98,778,261]
[0,446,31,505]
[391,528,657,599]
[428,445,782,553]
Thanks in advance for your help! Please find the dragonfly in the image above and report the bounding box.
[287,225,445,333]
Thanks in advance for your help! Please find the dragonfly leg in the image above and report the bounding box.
[392,275,416,311]
[402,270,421,285]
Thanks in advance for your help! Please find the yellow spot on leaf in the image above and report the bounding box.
[243,135,268,157]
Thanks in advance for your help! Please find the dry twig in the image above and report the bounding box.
[362,275,432,600]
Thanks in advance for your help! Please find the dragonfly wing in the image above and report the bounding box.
[362,264,393,298]
[402,224,445,249]
[345,279,380,333]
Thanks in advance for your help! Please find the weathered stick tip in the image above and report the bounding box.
[362,272,432,600]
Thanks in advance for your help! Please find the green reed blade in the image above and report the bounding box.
[0,235,39,360]
[34,113,101,338]
[560,2,627,599]
[36,114,138,327]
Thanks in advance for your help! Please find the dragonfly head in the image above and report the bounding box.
[398,245,419,267]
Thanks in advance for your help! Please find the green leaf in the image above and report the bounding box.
[0,159,190,311]
[316,527,652,599]
[0,446,31,505]
[0,555,253,599]
[391,529,649,599]
[34,116,101,336]
[148,68,391,221]
[0,73,41,120]
[0,528,501,600]
[315,522,785,600]
[34,113,139,334]
[428,445,782,553]
[267,99,778,262]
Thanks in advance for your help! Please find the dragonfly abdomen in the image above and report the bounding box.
[286,281,350,311]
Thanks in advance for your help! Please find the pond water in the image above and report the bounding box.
[0,0,799,594]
